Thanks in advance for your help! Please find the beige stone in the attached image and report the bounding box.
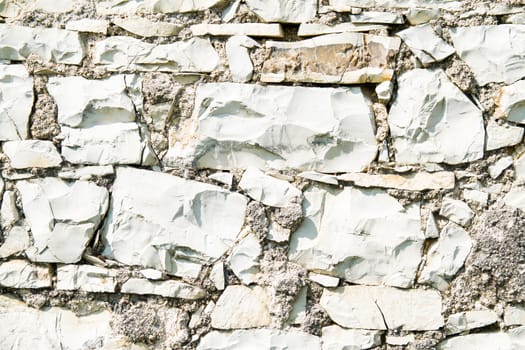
[337,171,455,191]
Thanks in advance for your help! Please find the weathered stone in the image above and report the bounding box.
[298,171,338,185]
[503,187,525,211]
[406,7,440,24]
[102,167,247,277]
[0,24,84,64]
[0,64,33,141]
[96,0,226,14]
[30,0,74,12]
[389,69,484,165]
[489,156,513,179]
[221,0,240,22]
[197,329,321,350]
[446,310,499,335]
[505,305,525,326]
[437,328,525,350]
[450,25,525,85]
[463,189,488,206]
[3,140,62,169]
[66,19,109,34]
[351,11,404,23]
[239,168,301,207]
[58,165,115,180]
[121,278,206,299]
[210,285,271,329]
[494,79,525,124]
[209,172,234,187]
[375,80,393,104]
[328,0,462,11]
[289,185,424,288]
[298,23,387,36]
[397,24,454,66]
[192,23,283,37]
[0,260,51,288]
[226,35,259,83]
[338,171,455,191]
[486,120,523,150]
[113,17,182,37]
[16,178,109,263]
[0,226,29,259]
[0,191,19,228]
[321,325,382,350]
[94,36,219,72]
[515,153,525,183]
[165,83,378,173]
[57,265,117,293]
[228,232,261,285]
[288,286,307,324]
[440,198,475,227]
[386,335,415,346]
[419,222,472,290]
[308,272,339,287]
[425,212,439,238]
[210,262,225,290]
[245,0,317,23]
[140,268,163,280]
[262,33,400,84]
[320,285,444,330]
[506,13,525,24]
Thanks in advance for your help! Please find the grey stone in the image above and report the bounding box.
[488,156,513,179]
[0,191,19,228]
[121,278,206,299]
[298,23,387,36]
[0,226,29,259]
[445,310,499,335]
[494,79,525,124]
[239,168,301,208]
[351,11,404,23]
[3,140,62,169]
[66,19,109,34]
[440,198,475,227]
[397,24,454,66]
[192,23,283,37]
[485,120,523,150]
[504,305,525,326]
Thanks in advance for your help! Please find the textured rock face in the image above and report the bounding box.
[397,24,454,66]
[166,83,377,172]
[495,79,525,124]
[3,140,62,169]
[96,0,226,14]
[0,65,33,141]
[245,0,317,23]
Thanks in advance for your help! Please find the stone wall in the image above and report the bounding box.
[0,0,524,349]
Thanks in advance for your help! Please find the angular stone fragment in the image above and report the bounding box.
[463,189,488,206]
[495,79,525,124]
[3,140,61,169]
[397,24,454,66]
[210,262,225,290]
[209,172,233,187]
[0,191,19,228]
[375,80,393,104]
[197,329,321,350]
[321,325,382,350]
[298,23,387,36]
[505,305,525,326]
[121,278,206,299]
[0,260,51,288]
[320,285,444,330]
[440,198,475,227]
[48,75,137,128]
[486,120,524,150]
[226,35,259,83]
[289,185,424,288]
[446,310,499,335]
[489,156,513,179]
[228,232,261,285]
[328,0,463,11]
[0,227,29,258]
[16,178,109,263]
[57,265,117,293]
[389,69,484,165]
[425,212,439,238]
[298,171,338,185]
[30,0,74,12]
[94,36,219,72]
[450,25,525,85]
[102,167,247,277]
[308,272,339,287]
[211,285,271,329]
[406,7,440,24]
[0,64,33,141]
[515,154,525,183]
[262,33,400,84]
[66,19,109,34]
[419,222,472,290]
[239,168,301,207]
[166,83,378,173]
[504,187,525,211]
[338,171,455,191]
[192,23,283,37]
[288,286,307,325]
[387,335,415,346]
[437,330,525,350]
[96,0,226,14]
[0,24,84,64]
[351,11,404,23]
[112,17,182,37]
[245,0,317,23]
[58,165,114,180]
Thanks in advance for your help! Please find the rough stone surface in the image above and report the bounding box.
[96,0,226,14]
[397,24,454,66]
[440,198,475,227]
[245,0,317,23]
[57,264,117,293]
[121,278,206,299]
[197,329,321,349]
[494,79,525,124]
[337,171,455,191]
[3,140,62,169]
[192,23,283,37]
[0,260,51,289]
[321,325,382,350]
[485,119,524,150]
[445,310,499,335]
[226,35,259,82]
[112,17,182,37]
[239,168,302,208]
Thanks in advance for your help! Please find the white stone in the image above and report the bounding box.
[289,185,424,288]
[221,0,241,22]
[31,0,74,12]
[245,0,317,23]
[419,223,472,290]
[239,168,301,208]
[486,120,523,150]
[328,0,463,11]
[288,286,307,325]
[494,79,525,124]
[504,187,525,211]
[66,19,109,34]
[337,171,455,191]
[298,171,338,185]
[268,221,290,243]
[437,332,512,350]
[211,285,271,329]
[0,226,28,258]
[446,310,499,335]
[463,189,488,206]
[298,23,387,36]
[308,272,339,287]
[112,17,182,37]
[440,198,475,227]
[389,69,484,165]
[515,154,525,183]
[209,172,234,187]
[321,325,382,350]
[57,265,117,293]
[228,232,261,285]
[351,11,404,23]
[16,178,109,263]
[166,83,378,173]
[140,268,164,280]
[210,262,225,290]
[102,167,247,277]
[489,156,513,179]
[375,80,393,103]
[0,24,84,64]
[192,23,283,37]
[387,334,415,346]
[0,259,51,288]
[397,24,454,66]
[197,329,321,350]
[3,140,62,169]
[406,7,440,24]
[96,0,226,14]
[94,36,219,72]
[0,191,19,228]
[505,305,525,326]
[58,165,115,180]
[0,64,33,141]
[320,285,444,330]
[226,35,259,83]
[425,212,439,238]
[121,278,206,299]
[506,13,525,24]
[450,25,525,85]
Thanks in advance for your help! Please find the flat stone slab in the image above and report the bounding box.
[3,140,62,169]
[337,171,455,191]
[298,23,388,36]
[0,260,52,289]
[437,327,525,350]
[165,83,377,173]
[445,310,499,335]
[327,0,463,11]
[245,0,317,23]
[321,326,382,350]
[289,185,424,288]
[397,24,454,66]
[112,17,182,37]
[96,0,226,14]
[191,23,283,37]
[495,79,525,124]
[57,265,117,293]
[261,33,400,84]
[121,278,206,299]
